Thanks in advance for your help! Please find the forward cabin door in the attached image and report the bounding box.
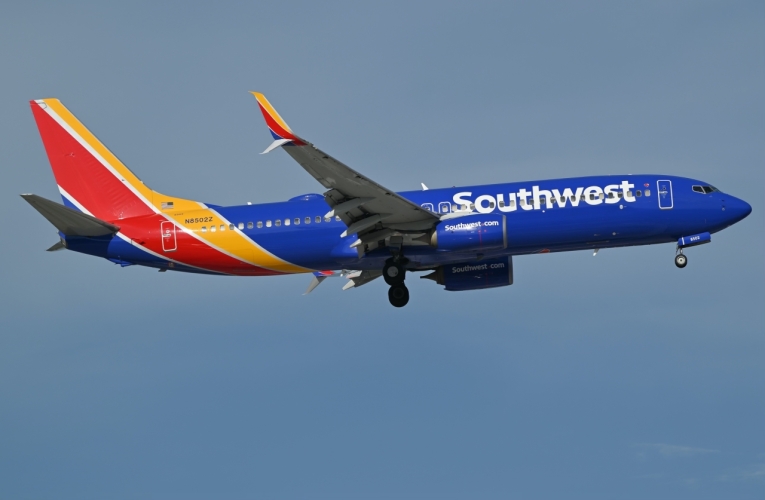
[657,180,673,209]
[160,221,177,252]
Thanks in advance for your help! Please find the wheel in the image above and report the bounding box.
[388,284,410,307]
[675,254,688,268]
[383,259,405,285]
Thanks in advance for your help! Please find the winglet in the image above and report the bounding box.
[250,92,305,146]
[261,138,292,155]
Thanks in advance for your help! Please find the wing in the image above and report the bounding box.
[251,92,440,248]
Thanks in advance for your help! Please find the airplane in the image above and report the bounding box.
[22,93,752,307]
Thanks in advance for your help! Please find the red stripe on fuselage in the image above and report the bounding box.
[114,215,285,276]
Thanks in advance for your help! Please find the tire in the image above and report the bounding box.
[675,254,688,268]
[388,284,410,307]
[383,260,405,285]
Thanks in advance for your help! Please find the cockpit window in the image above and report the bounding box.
[693,185,719,194]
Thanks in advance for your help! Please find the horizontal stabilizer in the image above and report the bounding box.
[21,194,120,237]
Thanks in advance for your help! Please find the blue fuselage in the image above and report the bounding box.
[67,174,751,273]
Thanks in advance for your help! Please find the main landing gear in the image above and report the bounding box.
[384,258,409,307]
[675,249,688,268]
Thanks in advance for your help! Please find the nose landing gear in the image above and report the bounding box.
[675,253,688,268]
[384,257,409,307]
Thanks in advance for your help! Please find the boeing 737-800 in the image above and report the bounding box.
[22,93,752,307]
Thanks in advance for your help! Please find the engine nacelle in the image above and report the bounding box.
[430,214,507,252]
[422,256,514,291]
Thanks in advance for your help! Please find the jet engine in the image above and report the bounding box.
[421,256,513,291]
[427,214,507,252]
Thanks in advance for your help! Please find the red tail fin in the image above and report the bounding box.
[30,99,201,221]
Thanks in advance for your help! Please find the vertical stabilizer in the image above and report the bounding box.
[30,99,203,221]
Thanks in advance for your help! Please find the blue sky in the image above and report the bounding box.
[1,1,763,498]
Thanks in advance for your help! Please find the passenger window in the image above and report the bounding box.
[210,225,216,232]
[266,221,272,227]
[324,216,331,222]
[335,215,341,221]
[607,192,614,199]
[520,200,526,206]
[201,226,207,233]
[636,190,642,197]
[247,222,254,229]
[220,224,225,231]
[238,222,244,230]
[499,200,505,207]
[470,204,475,211]
[305,217,311,224]
[599,192,604,200]
[510,200,516,207]
[275,220,281,227]
[315,216,321,223]
[580,195,586,201]
[421,203,435,212]
[294,218,300,225]
[489,202,495,209]
[644,189,651,196]
[589,194,596,201]
[617,192,623,198]
[284,219,290,226]
[229,223,234,230]
[627,191,633,198]
[257,221,263,228]
[560,197,565,203]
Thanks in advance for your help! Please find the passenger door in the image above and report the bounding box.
[160,221,177,252]
[657,180,673,209]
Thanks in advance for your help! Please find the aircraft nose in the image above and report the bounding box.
[725,195,752,225]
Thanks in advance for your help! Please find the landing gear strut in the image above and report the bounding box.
[384,257,409,307]
[675,249,688,268]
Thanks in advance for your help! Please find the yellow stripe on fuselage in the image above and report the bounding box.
[166,208,313,273]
